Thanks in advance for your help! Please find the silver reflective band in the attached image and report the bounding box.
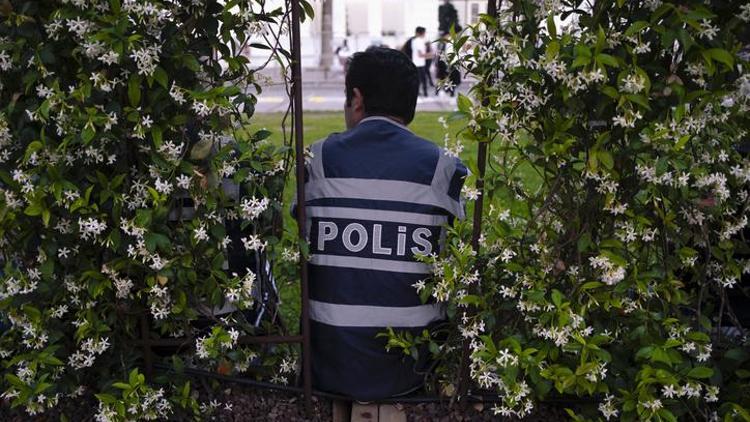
[431,151,457,193]
[309,141,326,180]
[310,254,431,274]
[309,300,445,327]
[306,206,449,226]
[305,178,464,220]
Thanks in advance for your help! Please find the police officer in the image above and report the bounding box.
[301,47,468,401]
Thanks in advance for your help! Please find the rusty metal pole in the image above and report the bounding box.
[289,0,313,414]
[456,0,498,405]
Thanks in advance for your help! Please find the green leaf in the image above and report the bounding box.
[546,40,560,60]
[704,48,735,70]
[547,15,556,38]
[112,382,131,390]
[153,66,168,89]
[626,94,650,110]
[128,75,141,107]
[724,347,749,363]
[687,366,714,379]
[95,393,117,404]
[651,348,672,366]
[601,86,619,99]
[24,202,43,217]
[571,55,591,69]
[674,135,690,150]
[82,126,96,144]
[581,281,603,290]
[151,126,163,147]
[299,0,315,22]
[128,368,141,385]
[457,93,472,114]
[597,150,614,170]
[596,53,619,68]
[183,54,201,72]
[253,129,272,141]
[595,26,606,53]
[5,374,28,390]
[657,409,678,422]
[624,21,649,37]
[551,289,563,307]
[24,141,43,162]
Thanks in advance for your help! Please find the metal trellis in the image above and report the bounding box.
[139,0,503,417]
[138,0,313,414]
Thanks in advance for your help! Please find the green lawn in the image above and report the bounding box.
[246,111,476,331]
[247,111,471,150]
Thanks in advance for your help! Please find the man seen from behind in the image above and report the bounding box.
[302,47,468,400]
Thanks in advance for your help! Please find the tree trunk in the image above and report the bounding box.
[319,0,334,73]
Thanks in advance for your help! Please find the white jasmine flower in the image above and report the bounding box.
[241,234,266,252]
[193,225,208,242]
[176,174,191,189]
[462,186,481,201]
[99,51,120,65]
[191,100,211,117]
[169,83,187,104]
[154,178,172,195]
[662,384,677,398]
[698,20,719,41]
[141,115,153,128]
[412,280,426,293]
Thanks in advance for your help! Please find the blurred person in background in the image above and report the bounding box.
[405,27,431,97]
[438,0,459,34]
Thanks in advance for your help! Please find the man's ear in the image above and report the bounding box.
[352,87,364,112]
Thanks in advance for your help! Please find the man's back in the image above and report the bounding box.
[304,116,466,400]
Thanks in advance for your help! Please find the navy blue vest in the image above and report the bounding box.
[303,116,467,400]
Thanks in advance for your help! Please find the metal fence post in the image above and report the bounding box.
[289,0,313,415]
[457,0,498,405]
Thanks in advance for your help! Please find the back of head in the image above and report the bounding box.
[345,47,419,125]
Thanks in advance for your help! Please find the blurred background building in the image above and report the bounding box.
[251,0,484,112]
[250,0,487,70]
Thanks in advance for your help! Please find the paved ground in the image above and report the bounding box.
[254,67,471,113]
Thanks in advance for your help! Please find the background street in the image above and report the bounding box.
[254,68,470,113]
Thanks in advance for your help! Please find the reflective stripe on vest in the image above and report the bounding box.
[305,178,464,219]
[309,254,431,274]
[309,300,445,328]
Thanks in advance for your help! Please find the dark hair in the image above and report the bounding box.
[416,26,426,35]
[345,46,419,124]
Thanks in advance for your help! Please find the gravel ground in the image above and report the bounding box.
[208,387,572,421]
[3,385,571,421]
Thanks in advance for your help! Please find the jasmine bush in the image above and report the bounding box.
[392,1,750,420]
[0,0,306,419]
